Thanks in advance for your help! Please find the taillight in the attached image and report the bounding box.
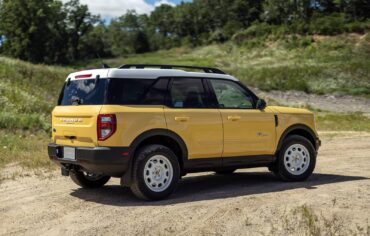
[97,114,116,141]
[75,74,92,79]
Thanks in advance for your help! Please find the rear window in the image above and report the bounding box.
[58,79,108,105]
[58,78,168,106]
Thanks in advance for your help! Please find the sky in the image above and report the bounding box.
[68,0,192,20]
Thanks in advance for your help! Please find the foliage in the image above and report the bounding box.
[0,56,71,131]
[0,0,103,64]
[1,0,369,64]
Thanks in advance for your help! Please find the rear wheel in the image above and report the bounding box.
[273,135,316,181]
[70,170,110,188]
[215,169,236,175]
[130,145,180,200]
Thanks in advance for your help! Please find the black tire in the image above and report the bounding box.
[215,169,236,175]
[70,170,111,188]
[273,135,316,181]
[130,145,180,200]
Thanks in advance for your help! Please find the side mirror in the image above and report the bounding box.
[256,99,267,110]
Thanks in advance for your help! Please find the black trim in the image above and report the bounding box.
[119,64,225,74]
[183,158,222,172]
[183,155,275,173]
[274,114,279,127]
[276,124,320,152]
[48,143,129,177]
[222,155,275,169]
[128,129,188,162]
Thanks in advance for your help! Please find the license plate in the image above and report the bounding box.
[63,147,76,160]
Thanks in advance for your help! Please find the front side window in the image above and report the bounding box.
[209,79,254,109]
[170,78,207,108]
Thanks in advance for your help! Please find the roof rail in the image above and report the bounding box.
[119,64,225,74]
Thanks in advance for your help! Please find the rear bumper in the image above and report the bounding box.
[48,143,129,177]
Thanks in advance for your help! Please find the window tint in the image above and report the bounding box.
[59,79,107,105]
[170,78,207,108]
[141,78,168,105]
[107,78,165,105]
[209,79,254,109]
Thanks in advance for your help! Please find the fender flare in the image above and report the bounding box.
[276,124,318,153]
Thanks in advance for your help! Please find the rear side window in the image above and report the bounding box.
[58,79,108,105]
[170,78,207,108]
[107,78,168,105]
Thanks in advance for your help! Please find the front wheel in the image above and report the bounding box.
[70,170,111,188]
[273,135,316,181]
[130,145,180,200]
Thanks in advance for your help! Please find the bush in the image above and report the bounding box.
[344,21,370,34]
[232,22,275,44]
[309,14,347,35]
[0,112,50,131]
[282,36,314,49]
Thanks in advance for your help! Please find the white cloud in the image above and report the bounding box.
[61,0,177,19]
[154,0,175,7]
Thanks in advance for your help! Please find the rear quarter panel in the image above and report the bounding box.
[98,105,167,147]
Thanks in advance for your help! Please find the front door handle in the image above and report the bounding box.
[227,115,241,121]
[174,116,190,122]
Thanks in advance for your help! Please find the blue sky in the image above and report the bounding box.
[64,0,192,20]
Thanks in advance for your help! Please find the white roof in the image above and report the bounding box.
[67,68,238,81]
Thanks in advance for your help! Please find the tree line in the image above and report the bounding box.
[0,0,369,64]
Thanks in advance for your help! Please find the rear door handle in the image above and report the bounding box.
[227,115,241,121]
[174,116,190,122]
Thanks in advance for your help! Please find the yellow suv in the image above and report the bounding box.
[48,64,320,200]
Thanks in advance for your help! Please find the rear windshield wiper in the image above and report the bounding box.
[71,98,82,105]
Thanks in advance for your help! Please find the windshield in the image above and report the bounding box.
[58,78,108,105]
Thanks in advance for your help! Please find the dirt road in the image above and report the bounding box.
[1,132,370,236]
[253,88,370,114]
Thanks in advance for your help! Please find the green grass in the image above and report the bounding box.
[0,130,56,180]
[84,33,370,96]
[316,112,370,131]
[0,57,72,131]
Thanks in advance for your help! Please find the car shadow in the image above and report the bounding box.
[70,172,368,206]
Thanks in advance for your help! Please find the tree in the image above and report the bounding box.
[63,0,99,61]
[107,10,150,56]
[339,0,370,20]
[0,0,66,63]
[79,23,112,59]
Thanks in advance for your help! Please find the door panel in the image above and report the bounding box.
[220,109,276,157]
[207,79,276,157]
[165,78,223,159]
[165,109,223,159]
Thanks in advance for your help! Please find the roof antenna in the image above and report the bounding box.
[96,53,110,69]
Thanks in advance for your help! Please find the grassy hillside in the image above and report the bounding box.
[0,57,71,131]
[87,33,370,96]
[0,34,370,176]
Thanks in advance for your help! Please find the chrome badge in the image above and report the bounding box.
[60,118,82,123]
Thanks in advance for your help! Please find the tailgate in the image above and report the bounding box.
[52,105,102,147]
